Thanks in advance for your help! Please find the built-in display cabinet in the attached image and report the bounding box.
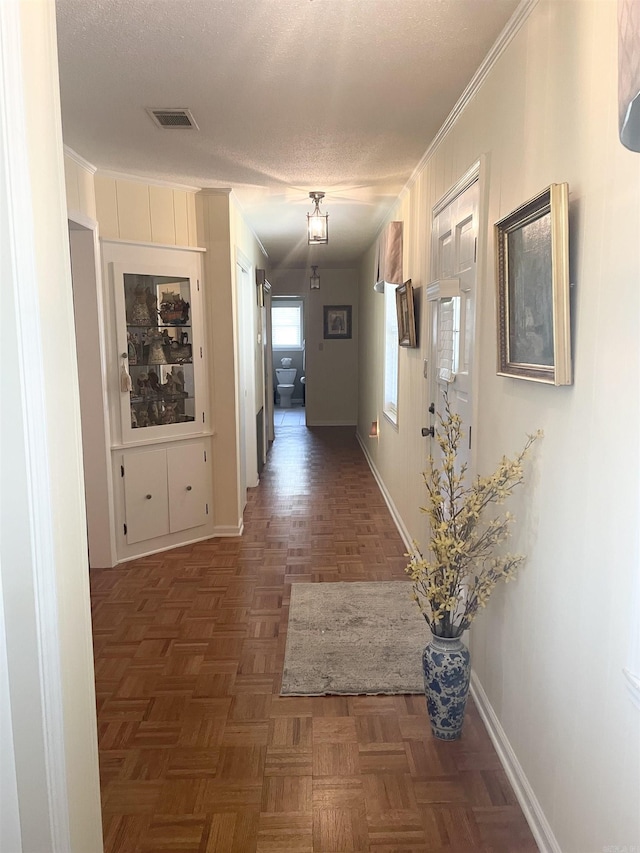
[102,240,215,561]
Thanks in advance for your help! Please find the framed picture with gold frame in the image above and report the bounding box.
[495,183,572,385]
[395,279,417,347]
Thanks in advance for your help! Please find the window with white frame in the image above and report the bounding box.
[272,298,304,349]
[383,284,399,424]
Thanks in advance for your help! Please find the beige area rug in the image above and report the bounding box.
[280,582,428,696]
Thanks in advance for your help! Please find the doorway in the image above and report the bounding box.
[236,251,258,513]
[271,296,306,430]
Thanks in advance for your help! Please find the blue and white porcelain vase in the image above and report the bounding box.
[422,633,471,740]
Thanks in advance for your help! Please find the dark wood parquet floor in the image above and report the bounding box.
[90,426,538,853]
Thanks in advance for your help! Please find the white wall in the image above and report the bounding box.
[357,2,640,850]
[272,268,359,426]
[1,0,103,850]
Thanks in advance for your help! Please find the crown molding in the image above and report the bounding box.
[95,168,201,193]
[63,145,96,174]
[198,187,232,196]
[402,0,539,199]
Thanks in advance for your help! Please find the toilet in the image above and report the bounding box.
[275,367,297,408]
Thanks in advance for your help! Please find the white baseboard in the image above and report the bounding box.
[116,530,217,564]
[306,420,357,427]
[213,522,243,537]
[470,672,561,853]
[356,431,413,554]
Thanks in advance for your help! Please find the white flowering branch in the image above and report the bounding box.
[406,392,541,638]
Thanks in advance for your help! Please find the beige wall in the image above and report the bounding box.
[272,268,359,426]
[197,190,240,532]
[196,190,268,531]
[95,173,198,246]
[357,2,640,850]
[64,151,97,222]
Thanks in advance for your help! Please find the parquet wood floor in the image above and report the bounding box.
[91,426,538,852]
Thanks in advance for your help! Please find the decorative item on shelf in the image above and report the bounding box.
[147,401,159,425]
[307,191,328,244]
[169,340,192,363]
[147,330,168,365]
[158,289,190,324]
[119,357,132,392]
[147,371,161,396]
[163,372,178,399]
[130,286,154,326]
[136,408,149,428]
[161,402,178,424]
[136,372,149,398]
[310,265,320,290]
[127,332,138,365]
[405,391,541,740]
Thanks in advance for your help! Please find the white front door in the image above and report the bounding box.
[427,172,479,476]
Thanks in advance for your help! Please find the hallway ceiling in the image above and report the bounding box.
[55,0,519,269]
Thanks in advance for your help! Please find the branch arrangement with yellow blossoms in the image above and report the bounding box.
[406,392,541,639]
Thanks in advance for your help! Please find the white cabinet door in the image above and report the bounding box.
[167,442,209,533]
[102,240,208,447]
[122,449,170,544]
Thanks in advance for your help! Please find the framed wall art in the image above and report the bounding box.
[395,279,417,347]
[323,305,352,339]
[495,183,572,385]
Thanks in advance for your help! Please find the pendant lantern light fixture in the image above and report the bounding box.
[307,192,328,244]
[309,265,320,290]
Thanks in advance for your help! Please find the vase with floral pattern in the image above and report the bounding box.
[422,633,471,740]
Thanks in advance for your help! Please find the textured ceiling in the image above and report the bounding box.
[55,0,519,268]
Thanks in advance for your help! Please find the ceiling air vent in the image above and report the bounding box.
[147,108,199,130]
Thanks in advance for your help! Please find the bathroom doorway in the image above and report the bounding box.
[271,296,306,429]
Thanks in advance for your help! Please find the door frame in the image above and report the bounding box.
[0,1,103,848]
[68,212,117,568]
[235,248,258,512]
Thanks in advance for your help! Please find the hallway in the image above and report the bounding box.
[90,426,537,852]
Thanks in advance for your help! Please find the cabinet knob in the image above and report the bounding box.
[186,485,192,491]
[145,494,152,500]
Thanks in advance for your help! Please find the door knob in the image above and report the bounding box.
[145,494,152,500]
[428,402,435,414]
[421,426,434,438]
[186,485,192,491]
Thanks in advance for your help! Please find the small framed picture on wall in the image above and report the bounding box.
[323,305,352,339]
[395,280,417,347]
